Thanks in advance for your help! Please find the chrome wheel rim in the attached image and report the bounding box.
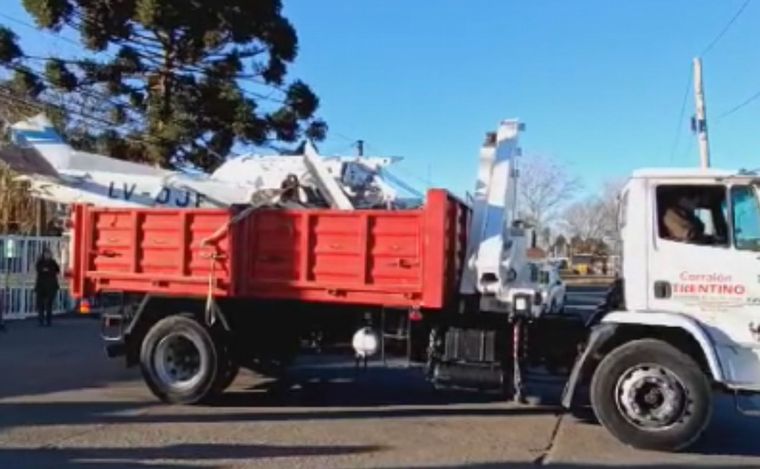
[154,332,206,391]
[614,364,690,430]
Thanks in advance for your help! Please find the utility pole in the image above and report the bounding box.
[356,140,364,156]
[692,57,711,169]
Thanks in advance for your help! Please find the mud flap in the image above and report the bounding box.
[561,323,618,409]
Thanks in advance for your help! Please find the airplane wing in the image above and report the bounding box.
[0,144,60,179]
[19,176,151,207]
[4,113,423,210]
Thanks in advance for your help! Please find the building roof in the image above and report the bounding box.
[527,247,547,260]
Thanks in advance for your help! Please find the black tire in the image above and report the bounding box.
[140,315,219,405]
[590,339,712,451]
[211,346,240,394]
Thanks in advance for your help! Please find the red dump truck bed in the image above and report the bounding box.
[70,189,470,309]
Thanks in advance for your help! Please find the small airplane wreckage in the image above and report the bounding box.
[1,114,423,211]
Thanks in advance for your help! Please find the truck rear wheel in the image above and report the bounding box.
[140,315,219,404]
[211,346,240,394]
[590,338,712,451]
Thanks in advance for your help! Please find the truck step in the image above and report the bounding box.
[432,362,506,392]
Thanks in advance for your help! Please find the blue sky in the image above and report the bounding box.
[3,1,760,197]
[282,0,760,196]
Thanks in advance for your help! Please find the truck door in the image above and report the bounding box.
[648,182,760,388]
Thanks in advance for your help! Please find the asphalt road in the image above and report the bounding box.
[2,288,760,468]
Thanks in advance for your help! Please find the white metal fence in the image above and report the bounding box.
[0,235,72,321]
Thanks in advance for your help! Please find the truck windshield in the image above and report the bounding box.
[731,185,760,251]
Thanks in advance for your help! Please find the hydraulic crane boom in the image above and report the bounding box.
[460,119,536,314]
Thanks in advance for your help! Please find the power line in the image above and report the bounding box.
[0,16,304,162]
[688,2,754,127]
[668,75,692,163]
[331,131,360,145]
[717,88,760,119]
[0,61,145,125]
[2,14,291,108]
[700,0,752,56]
[0,13,81,48]
[358,140,432,187]
[0,84,135,130]
[0,14,276,88]
[707,0,759,121]
[0,83,249,163]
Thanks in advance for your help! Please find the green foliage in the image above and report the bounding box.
[11,68,43,97]
[44,60,77,91]
[0,26,22,63]
[2,0,325,170]
[21,0,72,30]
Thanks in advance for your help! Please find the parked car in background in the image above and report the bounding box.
[547,257,569,270]
[538,263,566,314]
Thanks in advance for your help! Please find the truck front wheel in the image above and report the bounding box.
[590,339,712,451]
[140,315,219,404]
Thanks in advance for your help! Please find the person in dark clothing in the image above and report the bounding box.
[35,248,60,327]
[279,174,302,204]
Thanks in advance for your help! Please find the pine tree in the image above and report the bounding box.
[0,0,325,171]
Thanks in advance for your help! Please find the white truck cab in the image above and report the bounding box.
[616,168,760,391]
[564,168,760,451]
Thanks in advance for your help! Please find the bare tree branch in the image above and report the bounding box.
[518,155,581,232]
[561,178,626,244]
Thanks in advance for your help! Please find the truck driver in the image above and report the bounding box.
[662,190,706,243]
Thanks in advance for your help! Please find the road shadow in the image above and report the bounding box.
[375,463,759,469]
[685,394,760,458]
[567,395,760,459]
[0,363,559,430]
[0,442,382,469]
[0,394,557,430]
[213,363,509,407]
[0,318,137,399]
[120,404,556,425]
[210,361,567,408]
[0,400,153,430]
